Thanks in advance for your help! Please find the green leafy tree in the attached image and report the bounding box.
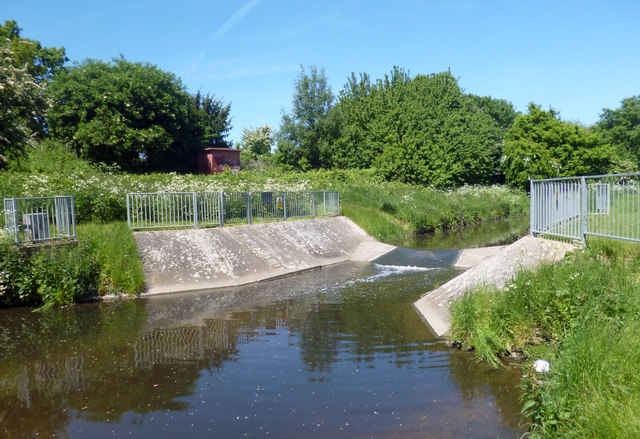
[502,104,613,190]
[0,20,67,83]
[274,66,338,170]
[597,95,640,169]
[0,43,50,167]
[332,69,506,187]
[0,20,67,166]
[240,124,273,156]
[47,58,231,172]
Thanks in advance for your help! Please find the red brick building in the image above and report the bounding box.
[196,148,241,174]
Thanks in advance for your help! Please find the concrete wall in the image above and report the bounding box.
[135,216,395,295]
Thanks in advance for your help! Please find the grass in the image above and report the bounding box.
[78,221,145,296]
[0,222,145,307]
[449,238,640,437]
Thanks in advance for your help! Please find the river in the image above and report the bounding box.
[0,220,529,438]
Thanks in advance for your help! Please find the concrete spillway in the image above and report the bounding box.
[134,216,395,295]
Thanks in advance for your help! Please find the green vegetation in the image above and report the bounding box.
[78,222,145,296]
[0,145,529,237]
[0,221,144,308]
[449,239,640,437]
[598,95,640,170]
[48,58,231,172]
[502,104,614,190]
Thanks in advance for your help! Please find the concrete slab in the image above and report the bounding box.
[454,245,505,269]
[414,236,576,337]
[135,216,396,295]
[350,238,397,262]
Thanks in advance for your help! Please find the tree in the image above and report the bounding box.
[240,125,273,156]
[47,58,231,172]
[332,69,506,187]
[0,20,67,83]
[502,103,613,190]
[597,96,640,169]
[274,66,338,170]
[0,20,66,166]
[0,43,50,167]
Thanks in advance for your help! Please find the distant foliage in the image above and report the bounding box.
[47,58,231,172]
[597,95,640,170]
[240,124,274,157]
[274,66,339,170]
[502,104,614,190]
[0,20,67,167]
[274,67,518,187]
[332,69,513,187]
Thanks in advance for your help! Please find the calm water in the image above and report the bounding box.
[0,249,525,438]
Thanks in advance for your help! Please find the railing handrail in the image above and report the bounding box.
[531,173,640,244]
[127,190,340,231]
[3,195,77,245]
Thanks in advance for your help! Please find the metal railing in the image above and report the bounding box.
[127,190,340,230]
[530,172,640,244]
[3,196,77,245]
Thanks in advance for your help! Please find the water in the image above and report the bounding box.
[390,216,530,250]
[0,251,525,438]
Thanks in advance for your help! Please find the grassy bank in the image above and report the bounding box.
[449,239,640,437]
[0,222,144,308]
[1,147,529,242]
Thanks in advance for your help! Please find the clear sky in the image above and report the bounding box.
[3,0,639,145]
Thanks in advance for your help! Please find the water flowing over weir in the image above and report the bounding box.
[0,245,526,438]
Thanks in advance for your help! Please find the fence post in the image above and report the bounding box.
[529,180,534,236]
[12,199,20,245]
[126,193,131,228]
[70,196,77,241]
[312,192,316,218]
[193,192,199,229]
[580,177,587,245]
[283,192,287,221]
[218,192,224,227]
[337,191,340,216]
[247,192,252,225]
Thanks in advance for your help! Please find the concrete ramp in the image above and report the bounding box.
[135,216,395,295]
[414,236,576,337]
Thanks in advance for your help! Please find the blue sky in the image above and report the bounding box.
[4,0,639,145]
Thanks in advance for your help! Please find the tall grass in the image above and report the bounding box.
[449,239,640,437]
[0,222,144,307]
[78,222,145,296]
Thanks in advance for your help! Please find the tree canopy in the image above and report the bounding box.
[0,20,66,167]
[597,95,640,170]
[274,66,338,170]
[240,125,273,157]
[47,58,231,172]
[330,69,513,187]
[501,103,613,190]
[0,20,67,83]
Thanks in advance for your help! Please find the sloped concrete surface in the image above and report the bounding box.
[454,245,506,269]
[414,236,576,337]
[135,216,395,294]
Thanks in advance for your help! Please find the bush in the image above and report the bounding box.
[0,238,99,308]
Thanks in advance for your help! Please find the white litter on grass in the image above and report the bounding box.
[533,359,550,373]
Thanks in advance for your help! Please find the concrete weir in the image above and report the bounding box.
[414,236,577,337]
[135,216,396,295]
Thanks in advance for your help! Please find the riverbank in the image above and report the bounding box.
[448,238,640,437]
[413,236,576,336]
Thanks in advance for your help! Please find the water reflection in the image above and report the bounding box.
[0,257,524,438]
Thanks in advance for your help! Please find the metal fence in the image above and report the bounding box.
[530,172,640,244]
[3,196,77,245]
[127,190,340,230]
